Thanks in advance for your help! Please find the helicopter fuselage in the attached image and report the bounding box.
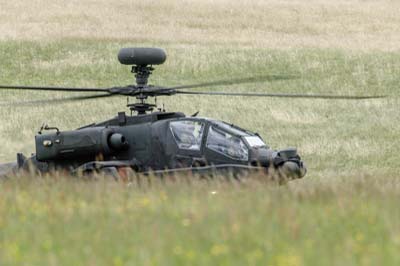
[3,111,306,180]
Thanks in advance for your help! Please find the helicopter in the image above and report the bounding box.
[0,48,384,180]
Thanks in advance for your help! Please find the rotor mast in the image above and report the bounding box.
[117,48,167,115]
[127,65,156,115]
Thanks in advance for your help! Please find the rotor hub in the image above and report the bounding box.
[127,102,156,115]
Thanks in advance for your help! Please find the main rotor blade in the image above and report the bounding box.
[0,85,108,92]
[0,93,113,106]
[167,74,298,90]
[176,91,386,99]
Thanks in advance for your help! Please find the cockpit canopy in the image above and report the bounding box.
[169,119,267,161]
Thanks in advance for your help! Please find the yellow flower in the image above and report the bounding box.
[173,245,183,255]
[140,197,150,207]
[186,250,196,260]
[113,256,123,266]
[210,244,229,256]
[355,232,364,243]
[274,253,302,266]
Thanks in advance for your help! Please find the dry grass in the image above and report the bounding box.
[0,0,399,50]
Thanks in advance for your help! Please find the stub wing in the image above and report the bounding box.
[0,162,17,178]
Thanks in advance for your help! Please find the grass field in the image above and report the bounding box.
[0,0,399,265]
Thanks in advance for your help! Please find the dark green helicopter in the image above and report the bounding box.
[0,48,383,180]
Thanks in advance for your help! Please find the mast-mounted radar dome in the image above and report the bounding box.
[118,48,167,66]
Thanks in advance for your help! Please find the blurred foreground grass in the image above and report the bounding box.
[1,175,400,266]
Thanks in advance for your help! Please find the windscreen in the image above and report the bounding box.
[206,126,248,161]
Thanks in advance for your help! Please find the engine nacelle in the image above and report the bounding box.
[35,128,128,161]
[108,133,129,150]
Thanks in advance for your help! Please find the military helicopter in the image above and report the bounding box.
[0,48,384,180]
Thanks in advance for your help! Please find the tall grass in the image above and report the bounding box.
[1,175,400,266]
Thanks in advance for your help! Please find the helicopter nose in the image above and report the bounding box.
[279,160,307,179]
[249,147,307,179]
[274,148,307,179]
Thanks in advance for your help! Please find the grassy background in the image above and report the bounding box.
[0,0,399,265]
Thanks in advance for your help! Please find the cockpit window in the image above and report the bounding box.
[170,120,205,151]
[206,126,248,161]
